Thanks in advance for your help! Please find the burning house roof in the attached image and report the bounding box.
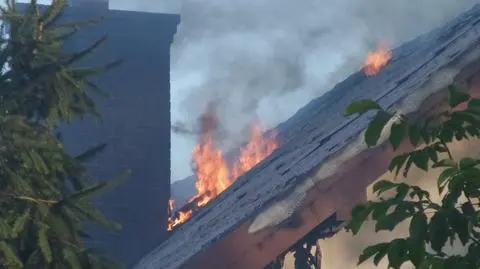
[167,103,280,231]
[136,4,480,269]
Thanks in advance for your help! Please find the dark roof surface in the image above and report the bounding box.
[136,4,480,269]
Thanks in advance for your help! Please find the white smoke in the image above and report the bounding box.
[171,0,478,182]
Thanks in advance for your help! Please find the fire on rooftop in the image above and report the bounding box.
[167,104,279,231]
[136,4,480,269]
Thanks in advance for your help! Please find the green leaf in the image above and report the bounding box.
[447,85,470,108]
[36,204,51,219]
[437,167,456,194]
[429,212,449,253]
[74,143,107,163]
[450,110,480,126]
[373,245,389,266]
[439,125,455,143]
[410,212,428,244]
[389,120,407,150]
[443,179,463,208]
[0,219,12,240]
[376,202,413,231]
[461,201,476,217]
[11,210,30,238]
[420,127,431,144]
[389,154,409,176]
[411,150,429,171]
[387,239,408,269]
[24,249,42,268]
[464,178,480,198]
[372,180,397,195]
[455,126,470,140]
[418,258,434,269]
[409,125,422,146]
[459,157,480,169]
[0,241,23,268]
[37,224,52,263]
[465,125,480,137]
[39,0,66,27]
[409,186,430,201]
[372,202,391,220]
[467,98,480,110]
[64,169,130,203]
[394,184,409,201]
[365,111,392,147]
[357,242,390,265]
[408,242,426,266]
[425,146,438,165]
[29,150,50,174]
[348,203,373,235]
[403,157,414,177]
[64,182,109,202]
[64,34,109,66]
[447,209,469,245]
[345,99,381,116]
[62,248,82,269]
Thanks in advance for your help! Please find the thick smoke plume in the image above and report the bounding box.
[171,0,478,182]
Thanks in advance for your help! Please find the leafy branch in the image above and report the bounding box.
[344,83,480,268]
[0,1,125,268]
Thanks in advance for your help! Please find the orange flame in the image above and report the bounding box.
[232,123,278,179]
[167,209,193,231]
[190,135,231,207]
[167,111,279,231]
[363,44,392,76]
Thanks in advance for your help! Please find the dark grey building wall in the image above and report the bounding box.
[18,1,180,266]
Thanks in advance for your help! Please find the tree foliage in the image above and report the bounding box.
[345,82,480,268]
[0,0,125,268]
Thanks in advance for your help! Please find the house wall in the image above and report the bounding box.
[57,6,180,266]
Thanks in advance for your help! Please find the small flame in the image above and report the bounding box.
[167,199,174,215]
[167,109,279,231]
[167,209,193,231]
[363,44,392,76]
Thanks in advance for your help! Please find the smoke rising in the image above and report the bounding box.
[171,0,478,182]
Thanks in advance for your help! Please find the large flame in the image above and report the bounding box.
[167,110,279,231]
[190,135,231,207]
[363,43,392,76]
